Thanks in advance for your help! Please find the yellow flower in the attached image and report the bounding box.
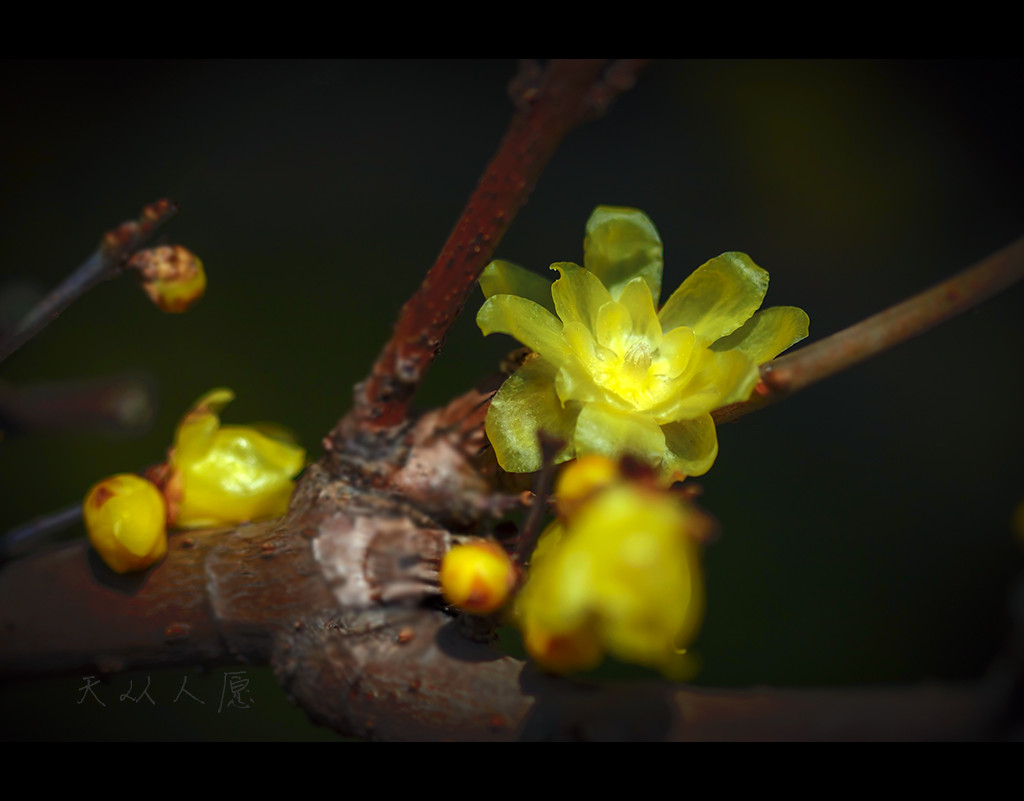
[167,388,305,528]
[440,541,518,615]
[83,474,168,574]
[515,456,706,678]
[478,206,809,478]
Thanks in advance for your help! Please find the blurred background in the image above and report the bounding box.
[1,59,1022,740]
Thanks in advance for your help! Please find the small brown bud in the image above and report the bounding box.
[129,245,206,313]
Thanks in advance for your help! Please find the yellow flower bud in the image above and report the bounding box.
[440,541,517,615]
[83,474,168,574]
[554,454,621,518]
[130,245,206,313]
[516,479,706,679]
[167,388,305,529]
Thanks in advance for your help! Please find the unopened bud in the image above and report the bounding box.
[130,245,206,313]
[83,474,168,574]
[440,541,517,615]
[554,454,621,518]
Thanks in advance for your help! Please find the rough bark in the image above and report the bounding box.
[1,450,1000,741]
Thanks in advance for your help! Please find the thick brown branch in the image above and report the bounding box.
[336,60,646,449]
[0,528,233,677]
[714,234,1024,425]
[0,199,178,365]
[286,607,992,741]
[0,460,1002,740]
[0,510,341,679]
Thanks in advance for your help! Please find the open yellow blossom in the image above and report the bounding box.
[515,456,706,678]
[83,474,168,574]
[167,388,305,528]
[478,206,809,478]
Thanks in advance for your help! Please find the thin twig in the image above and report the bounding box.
[0,502,82,563]
[714,235,1024,425]
[0,374,155,436]
[0,199,178,365]
[336,60,648,448]
[514,433,562,566]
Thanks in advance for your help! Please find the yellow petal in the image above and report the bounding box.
[649,348,759,423]
[246,421,302,447]
[529,519,569,566]
[710,305,810,364]
[517,521,598,646]
[171,389,305,529]
[479,260,556,314]
[594,299,632,352]
[582,206,663,303]
[661,415,719,478]
[617,277,662,343]
[485,357,580,473]
[477,294,570,367]
[175,426,305,528]
[554,326,617,407]
[659,252,769,342]
[188,387,235,415]
[556,322,615,408]
[561,320,613,368]
[175,387,235,464]
[574,488,703,673]
[550,262,613,332]
[555,367,619,409]
[573,402,667,467]
[656,325,699,379]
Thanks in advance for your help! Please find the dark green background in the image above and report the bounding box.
[1,60,1022,740]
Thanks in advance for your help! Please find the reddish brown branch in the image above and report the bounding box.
[714,234,1024,425]
[0,508,342,678]
[335,60,647,449]
[0,199,178,365]
[0,529,230,677]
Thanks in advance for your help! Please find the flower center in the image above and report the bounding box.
[622,341,653,382]
[592,339,666,409]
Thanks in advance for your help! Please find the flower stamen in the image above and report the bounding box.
[622,340,653,380]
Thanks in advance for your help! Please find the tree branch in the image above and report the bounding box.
[713,234,1024,425]
[0,459,1003,741]
[0,374,155,437]
[334,60,647,453]
[0,199,178,366]
[0,502,82,563]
